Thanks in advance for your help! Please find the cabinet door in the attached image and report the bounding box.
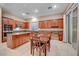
[59,32,63,41]
[12,20,16,29]
[47,20,52,28]
[12,36,17,48]
[22,22,25,29]
[25,22,29,29]
[39,21,46,29]
[3,19,6,24]
[3,18,8,24]
[22,22,29,29]
[8,19,13,25]
[8,19,16,29]
[47,20,58,28]
[58,19,63,28]
[16,20,19,25]
[51,20,58,27]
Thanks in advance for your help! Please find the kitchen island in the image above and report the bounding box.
[7,31,31,49]
[7,28,63,49]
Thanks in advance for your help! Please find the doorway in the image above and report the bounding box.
[66,6,78,50]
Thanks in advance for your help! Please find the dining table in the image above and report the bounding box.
[30,33,50,56]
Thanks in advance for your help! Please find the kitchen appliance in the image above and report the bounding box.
[4,24,13,31]
[3,24,13,42]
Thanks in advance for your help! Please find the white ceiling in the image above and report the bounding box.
[0,3,69,20]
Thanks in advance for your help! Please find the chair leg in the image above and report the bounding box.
[31,40,33,54]
[39,47,41,56]
[48,42,50,51]
[31,46,32,54]
[43,44,47,56]
[31,45,32,54]
[32,47,34,56]
[36,47,38,51]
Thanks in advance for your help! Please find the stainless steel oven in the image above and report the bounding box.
[3,24,13,42]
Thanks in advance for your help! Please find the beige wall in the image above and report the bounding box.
[28,14,63,22]
[3,13,26,22]
[0,8,2,45]
[38,14,63,21]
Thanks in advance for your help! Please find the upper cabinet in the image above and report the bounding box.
[39,21,47,29]
[58,19,63,28]
[8,19,16,29]
[3,17,16,29]
[3,17,9,24]
[22,22,29,29]
[47,20,52,28]
[2,17,29,29]
[47,19,58,28]
[39,18,63,29]
[12,20,16,29]
[24,22,29,29]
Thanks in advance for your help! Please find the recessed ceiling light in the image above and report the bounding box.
[22,13,26,16]
[53,5,57,8]
[31,17,37,22]
[34,9,39,13]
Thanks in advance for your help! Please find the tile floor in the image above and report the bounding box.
[0,40,77,56]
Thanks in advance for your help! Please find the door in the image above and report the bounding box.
[67,12,72,44]
[72,7,78,49]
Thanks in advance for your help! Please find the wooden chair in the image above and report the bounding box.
[39,32,51,52]
[31,37,46,56]
[31,32,51,56]
[30,32,44,56]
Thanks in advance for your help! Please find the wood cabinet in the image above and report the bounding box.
[3,17,16,29]
[58,32,63,41]
[24,22,29,29]
[21,22,25,29]
[39,18,63,29]
[39,21,47,29]
[12,20,16,29]
[3,17,9,24]
[47,19,58,28]
[8,19,12,25]
[7,33,30,49]
[15,20,20,25]
[3,17,13,25]
[51,32,63,41]
[2,17,29,29]
[47,20,52,28]
[58,19,63,28]
[22,22,29,29]
[8,19,16,29]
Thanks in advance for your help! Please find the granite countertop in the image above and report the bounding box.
[12,32,30,35]
[6,28,63,35]
[38,28,63,31]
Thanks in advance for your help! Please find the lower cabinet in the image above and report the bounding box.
[51,32,63,41]
[11,33,30,49]
[58,32,63,41]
